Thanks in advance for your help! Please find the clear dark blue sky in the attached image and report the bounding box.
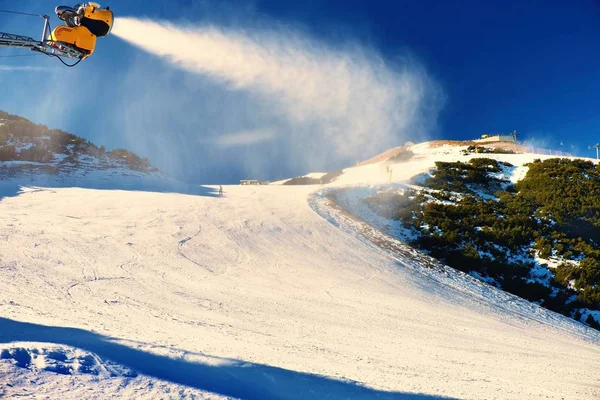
[1,0,599,182]
[251,0,600,150]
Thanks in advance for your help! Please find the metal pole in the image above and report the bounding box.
[41,15,49,42]
[560,141,563,156]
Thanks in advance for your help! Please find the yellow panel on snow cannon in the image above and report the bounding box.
[51,25,97,59]
[80,4,114,37]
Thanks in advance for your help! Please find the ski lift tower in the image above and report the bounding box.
[591,143,600,160]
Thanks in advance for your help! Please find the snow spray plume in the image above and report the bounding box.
[112,17,443,179]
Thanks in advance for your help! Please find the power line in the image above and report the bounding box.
[0,9,41,18]
[0,53,43,58]
[0,9,85,67]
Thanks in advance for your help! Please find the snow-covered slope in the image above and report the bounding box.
[1,141,599,399]
[332,141,594,187]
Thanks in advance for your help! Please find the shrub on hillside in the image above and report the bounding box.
[283,169,345,185]
[464,145,516,155]
[283,176,321,185]
[18,145,54,163]
[424,158,511,194]
[362,157,600,329]
[0,110,27,121]
[0,119,49,139]
[0,145,17,161]
[108,148,151,171]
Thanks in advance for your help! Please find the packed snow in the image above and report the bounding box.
[1,141,599,399]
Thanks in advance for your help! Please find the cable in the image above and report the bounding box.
[1,10,85,67]
[0,53,44,58]
[0,9,41,18]
[56,56,83,68]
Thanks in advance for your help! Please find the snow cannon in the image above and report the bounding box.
[52,2,114,59]
[0,2,112,65]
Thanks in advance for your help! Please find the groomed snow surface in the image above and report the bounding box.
[1,141,600,399]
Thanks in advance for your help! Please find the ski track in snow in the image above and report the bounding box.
[310,188,599,342]
[0,142,599,399]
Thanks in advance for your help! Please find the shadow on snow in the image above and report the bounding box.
[0,317,453,400]
[0,178,220,201]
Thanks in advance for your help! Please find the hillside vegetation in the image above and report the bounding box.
[0,110,156,174]
[283,169,344,185]
[364,157,600,329]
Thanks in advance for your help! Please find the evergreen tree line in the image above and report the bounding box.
[364,158,600,329]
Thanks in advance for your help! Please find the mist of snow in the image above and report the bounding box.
[111,17,442,180]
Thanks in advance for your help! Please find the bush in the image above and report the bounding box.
[362,157,600,328]
[107,148,151,171]
[464,145,516,154]
[18,145,54,163]
[283,176,321,185]
[0,110,26,121]
[502,278,552,302]
[283,169,344,185]
[0,145,17,161]
[11,348,31,368]
[586,314,600,330]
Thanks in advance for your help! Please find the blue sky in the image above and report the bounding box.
[1,0,599,183]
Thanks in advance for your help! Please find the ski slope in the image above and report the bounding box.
[1,141,600,399]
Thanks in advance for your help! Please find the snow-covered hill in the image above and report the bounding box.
[317,140,600,327]
[1,140,599,399]
[327,140,583,187]
[0,111,165,191]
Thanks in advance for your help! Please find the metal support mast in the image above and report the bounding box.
[0,14,85,59]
